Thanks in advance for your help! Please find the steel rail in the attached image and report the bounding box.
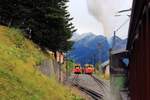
[71,74,103,100]
[91,75,109,88]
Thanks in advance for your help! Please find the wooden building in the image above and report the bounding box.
[110,49,128,75]
[100,60,110,80]
[127,0,150,99]
[110,49,129,100]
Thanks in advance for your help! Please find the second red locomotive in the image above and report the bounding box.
[83,64,95,74]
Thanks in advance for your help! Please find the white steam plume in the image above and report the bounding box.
[87,0,132,38]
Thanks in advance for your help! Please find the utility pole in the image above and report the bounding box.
[112,18,130,50]
[112,31,116,49]
[112,8,131,49]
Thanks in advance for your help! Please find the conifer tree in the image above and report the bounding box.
[0,0,75,52]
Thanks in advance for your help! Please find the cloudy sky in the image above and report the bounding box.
[67,0,133,39]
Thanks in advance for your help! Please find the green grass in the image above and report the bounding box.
[66,60,75,75]
[0,25,84,100]
[113,76,126,90]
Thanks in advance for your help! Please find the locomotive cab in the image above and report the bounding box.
[83,64,95,74]
[72,64,82,74]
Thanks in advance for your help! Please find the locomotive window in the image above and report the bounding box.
[75,66,78,68]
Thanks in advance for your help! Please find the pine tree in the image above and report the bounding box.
[0,0,76,52]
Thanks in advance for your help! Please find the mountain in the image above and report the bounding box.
[68,33,128,66]
[68,32,110,66]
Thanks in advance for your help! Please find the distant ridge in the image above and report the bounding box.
[68,32,128,66]
[68,32,110,66]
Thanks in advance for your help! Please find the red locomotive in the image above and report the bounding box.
[72,64,82,74]
[83,64,95,74]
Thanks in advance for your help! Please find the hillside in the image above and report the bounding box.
[0,25,83,100]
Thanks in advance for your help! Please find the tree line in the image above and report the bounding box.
[0,0,76,52]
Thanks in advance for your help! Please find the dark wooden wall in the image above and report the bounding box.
[127,0,150,99]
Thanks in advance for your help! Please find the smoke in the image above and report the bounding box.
[86,0,132,38]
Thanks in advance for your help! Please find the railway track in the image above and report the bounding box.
[91,75,107,88]
[71,74,103,100]
[91,75,111,100]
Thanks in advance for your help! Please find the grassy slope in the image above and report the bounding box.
[0,25,83,100]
